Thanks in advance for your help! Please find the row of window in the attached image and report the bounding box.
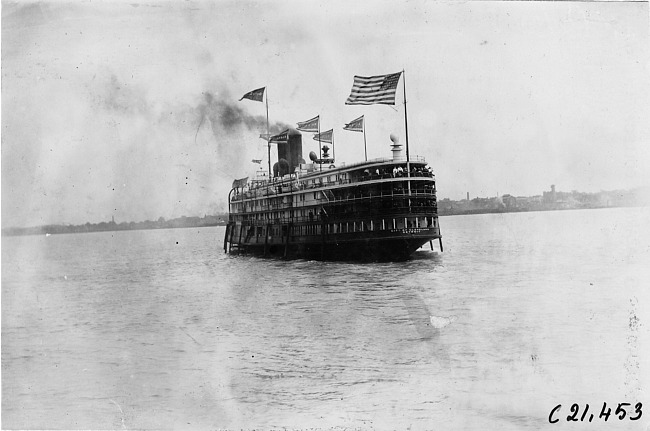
[242,216,438,239]
[233,179,436,208]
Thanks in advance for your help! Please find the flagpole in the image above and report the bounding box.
[318,115,322,172]
[402,69,411,197]
[363,116,368,162]
[265,89,271,178]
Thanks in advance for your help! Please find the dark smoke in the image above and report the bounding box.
[194,92,290,144]
[191,91,292,183]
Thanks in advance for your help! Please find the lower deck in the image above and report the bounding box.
[223,221,443,262]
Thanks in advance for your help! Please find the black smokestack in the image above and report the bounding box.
[273,129,304,177]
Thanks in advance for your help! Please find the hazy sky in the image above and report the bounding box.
[2,0,649,227]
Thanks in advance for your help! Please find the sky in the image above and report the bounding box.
[2,0,649,228]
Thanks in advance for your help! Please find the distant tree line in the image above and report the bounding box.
[2,214,229,237]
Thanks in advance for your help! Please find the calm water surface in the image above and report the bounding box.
[2,207,649,430]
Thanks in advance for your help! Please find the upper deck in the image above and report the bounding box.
[231,155,435,203]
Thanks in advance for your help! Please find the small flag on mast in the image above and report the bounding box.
[239,87,265,102]
[269,129,289,143]
[232,177,249,189]
[345,72,402,105]
[296,115,319,132]
[313,129,333,143]
[251,159,262,164]
[259,133,271,141]
[343,115,364,132]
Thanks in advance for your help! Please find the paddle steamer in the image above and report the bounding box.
[223,129,442,261]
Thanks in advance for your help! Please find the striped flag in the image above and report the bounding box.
[345,72,402,105]
[343,115,364,132]
[313,129,333,143]
[239,87,265,102]
[297,115,319,132]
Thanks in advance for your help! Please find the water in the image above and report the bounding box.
[2,207,649,430]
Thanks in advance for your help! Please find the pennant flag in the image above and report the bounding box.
[232,177,249,189]
[269,129,289,143]
[313,129,333,143]
[239,87,265,102]
[296,115,319,132]
[251,159,262,164]
[259,133,271,141]
[345,72,402,105]
[343,115,364,132]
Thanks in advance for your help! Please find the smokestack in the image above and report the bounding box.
[288,129,303,172]
[274,128,303,177]
[467,192,469,201]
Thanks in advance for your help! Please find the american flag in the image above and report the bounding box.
[297,115,319,132]
[313,129,333,143]
[343,115,364,132]
[345,72,402,105]
[239,87,265,102]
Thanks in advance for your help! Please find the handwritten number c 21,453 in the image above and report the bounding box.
[548,402,642,424]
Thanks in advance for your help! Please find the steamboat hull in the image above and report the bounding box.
[224,223,442,262]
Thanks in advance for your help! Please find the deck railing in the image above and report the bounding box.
[231,171,436,202]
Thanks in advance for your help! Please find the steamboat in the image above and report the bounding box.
[223,129,442,261]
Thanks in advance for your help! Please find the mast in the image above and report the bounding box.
[363,116,368,161]
[265,89,271,178]
[403,69,411,196]
[318,115,322,171]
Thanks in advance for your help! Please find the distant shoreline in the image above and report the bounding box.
[3,204,646,237]
[1,215,228,237]
[438,204,645,217]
